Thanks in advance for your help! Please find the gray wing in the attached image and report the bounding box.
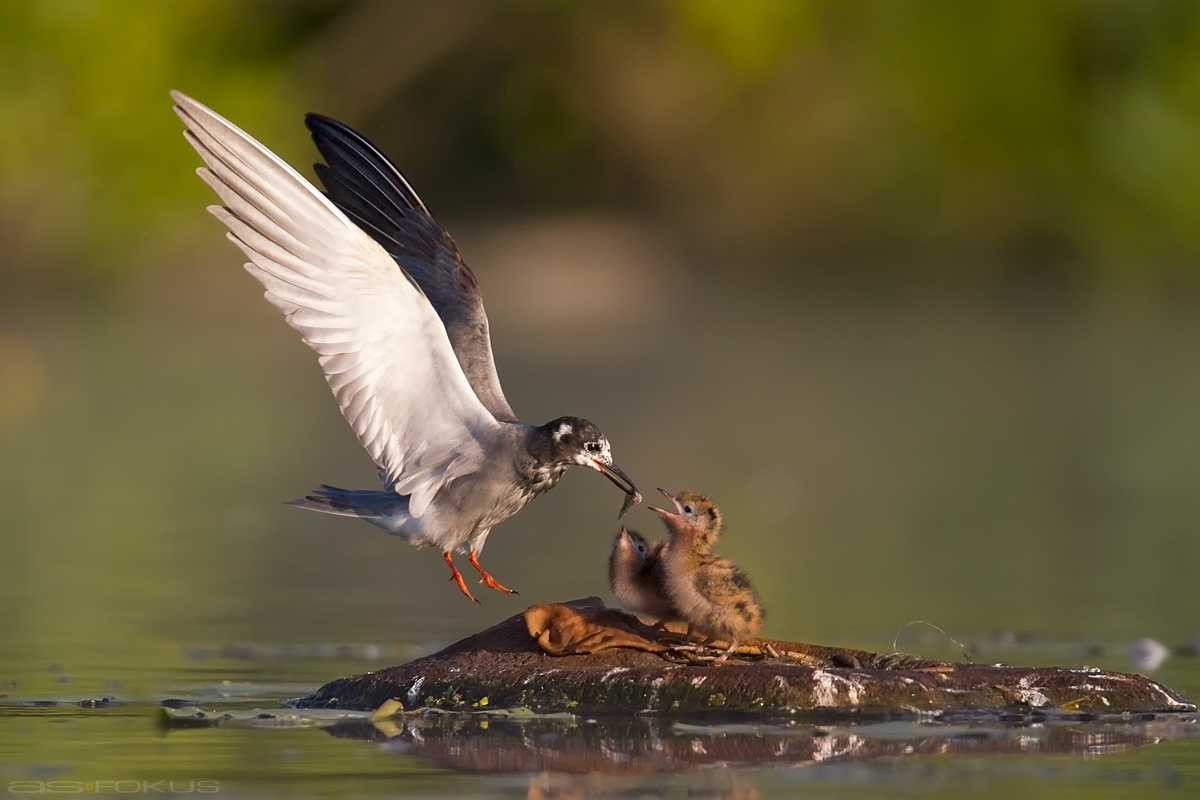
[172,91,501,517]
[303,113,518,422]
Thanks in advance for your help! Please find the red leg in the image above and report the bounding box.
[468,550,518,594]
[444,551,479,603]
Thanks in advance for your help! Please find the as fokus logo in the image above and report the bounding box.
[4,781,220,794]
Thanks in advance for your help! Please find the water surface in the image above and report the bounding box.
[2,231,1197,795]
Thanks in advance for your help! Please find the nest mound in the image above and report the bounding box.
[293,599,1196,718]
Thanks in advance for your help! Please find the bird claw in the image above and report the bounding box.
[476,575,519,595]
[469,550,518,595]
[443,552,478,603]
[449,573,479,603]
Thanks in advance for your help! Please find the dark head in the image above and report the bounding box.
[536,416,639,500]
[650,489,723,550]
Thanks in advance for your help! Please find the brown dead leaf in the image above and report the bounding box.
[524,604,669,656]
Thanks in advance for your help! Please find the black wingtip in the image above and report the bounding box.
[304,111,342,133]
[304,111,365,152]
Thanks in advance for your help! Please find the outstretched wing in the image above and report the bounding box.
[172,90,501,517]
[304,113,518,422]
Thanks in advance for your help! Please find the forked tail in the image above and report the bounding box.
[286,485,411,533]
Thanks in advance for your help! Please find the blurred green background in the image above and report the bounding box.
[3,0,1200,291]
[1,0,1198,691]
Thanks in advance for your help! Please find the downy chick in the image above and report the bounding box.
[608,527,680,625]
[653,489,765,661]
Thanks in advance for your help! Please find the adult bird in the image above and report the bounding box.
[171,91,640,601]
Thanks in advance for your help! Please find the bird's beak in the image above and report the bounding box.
[589,459,641,506]
[649,487,683,518]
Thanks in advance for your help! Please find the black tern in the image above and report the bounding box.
[171,91,641,601]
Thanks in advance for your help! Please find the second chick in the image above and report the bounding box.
[653,489,766,662]
[609,527,680,626]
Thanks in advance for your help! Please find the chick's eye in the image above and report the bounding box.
[683,505,693,514]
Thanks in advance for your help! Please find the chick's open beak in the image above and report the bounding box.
[649,487,683,518]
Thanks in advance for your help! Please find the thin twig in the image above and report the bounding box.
[892,620,972,661]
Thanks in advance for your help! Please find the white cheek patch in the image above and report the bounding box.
[554,421,573,442]
[599,439,612,463]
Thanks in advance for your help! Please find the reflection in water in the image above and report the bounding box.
[3,685,1198,798]
[519,770,763,800]
[324,713,1198,775]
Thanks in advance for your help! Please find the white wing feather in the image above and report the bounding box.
[171,91,501,517]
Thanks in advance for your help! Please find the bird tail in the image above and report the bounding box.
[286,485,411,533]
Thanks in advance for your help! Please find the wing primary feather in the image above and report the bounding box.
[306,113,430,214]
[311,162,444,262]
[304,108,519,422]
[172,90,500,512]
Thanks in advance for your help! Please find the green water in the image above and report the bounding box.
[2,658,1198,797]
[2,257,1197,796]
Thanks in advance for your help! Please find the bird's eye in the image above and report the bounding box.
[584,442,600,453]
[683,505,693,514]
